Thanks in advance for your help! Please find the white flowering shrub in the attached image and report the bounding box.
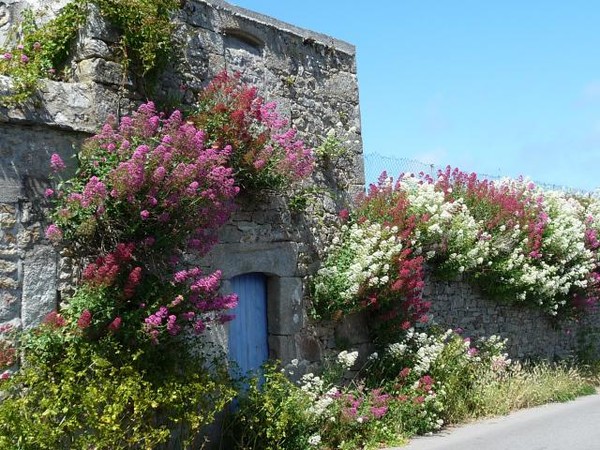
[401,175,490,275]
[315,168,600,321]
[364,326,515,425]
[312,220,402,319]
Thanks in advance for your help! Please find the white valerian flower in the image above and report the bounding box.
[388,342,407,358]
[368,352,379,360]
[337,350,359,369]
[326,386,339,396]
[308,434,322,446]
[300,373,324,397]
[309,396,334,416]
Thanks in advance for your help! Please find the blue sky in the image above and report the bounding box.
[231,1,600,191]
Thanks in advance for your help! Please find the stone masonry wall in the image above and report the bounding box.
[315,273,600,365]
[423,275,600,360]
[0,0,364,368]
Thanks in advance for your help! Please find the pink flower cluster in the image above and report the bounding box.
[191,70,315,190]
[143,268,238,344]
[76,309,92,329]
[53,102,239,263]
[82,243,135,288]
[434,167,546,256]
[50,153,66,172]
[45,223,63,242]
[0,42,38,65]
[338,387,392,423]
[43,311,66,329]
[271,128,315,181]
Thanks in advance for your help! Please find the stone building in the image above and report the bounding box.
[0,0,365,373]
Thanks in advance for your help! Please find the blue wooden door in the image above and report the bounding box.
[228,273,269,376]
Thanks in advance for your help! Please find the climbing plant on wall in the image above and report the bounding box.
[312,168,600,336]
[0,0,179,105]
[0,74,314,448]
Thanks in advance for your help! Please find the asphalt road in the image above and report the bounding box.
[387,393,600,450]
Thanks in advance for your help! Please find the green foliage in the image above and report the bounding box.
[0,335,235,449]
[427,332,489,423]
[226,355,409,450]
[314,131,347,162]
[287,186,330,213]
[225,362,314,450]
[0,1,86,105]
[93,0,179,78]
[0,0,179,105]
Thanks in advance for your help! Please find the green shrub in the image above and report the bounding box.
[225,362,315,450]
[0,0,180,105]
[0,335,235,449]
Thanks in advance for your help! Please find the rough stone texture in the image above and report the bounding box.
[311,276,600,364]
[21,245,56,329]
[267,276,303,335]
[0,77,134,134]
[0,290,19,322]
[423,275,600,360]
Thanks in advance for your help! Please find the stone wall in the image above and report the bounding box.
[423,275,600,360]
[0,0,364,368]
[0,122,85,330]
[312,273,600,365]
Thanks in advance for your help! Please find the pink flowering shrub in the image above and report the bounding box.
[44,101,241,346]
[190,71,315,190]
[41,74,312,351]
[51,102,238,259]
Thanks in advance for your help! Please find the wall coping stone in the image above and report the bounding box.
[201,0,356,56]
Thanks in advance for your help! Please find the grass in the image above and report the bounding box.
[443,361,598,424]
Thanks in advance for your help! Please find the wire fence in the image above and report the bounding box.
[363,152,589,194]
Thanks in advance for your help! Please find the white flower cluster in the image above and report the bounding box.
[395,176,600,314]
[313,221,403,314]
[478,334,511,369]
[298,350,361,421]
[308,434,322,446]
[336,350,359,369]
[386,328,449,376]
[498,191,597,313]
[308,395,334,417]
[299,372,325,399]
[401,175,493,272]
[299,371,339,418]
